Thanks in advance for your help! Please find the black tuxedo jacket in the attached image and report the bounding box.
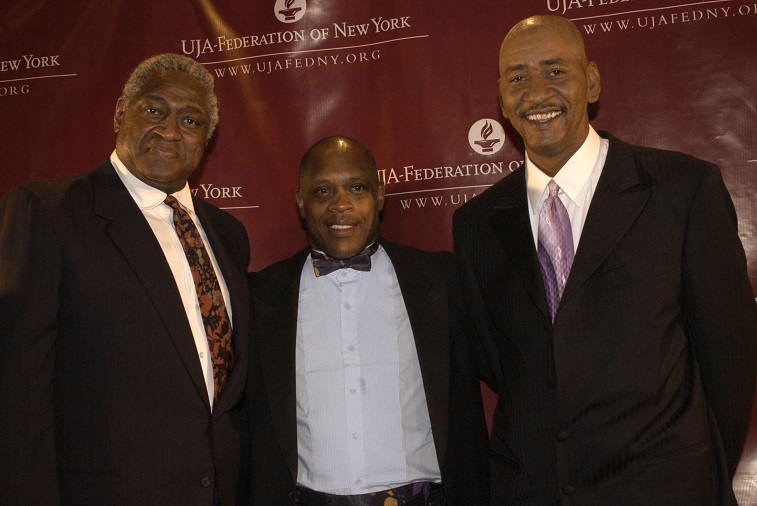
[241,240,489,505]
[453,132,757,505]
[0,160,250,505]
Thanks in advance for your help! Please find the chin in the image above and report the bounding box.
[326,245,363,259]
[327,249,358,259]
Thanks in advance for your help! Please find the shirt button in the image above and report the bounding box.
[350,388,356,394]
[563,484,575,495]
[348,345,356,352]
[557,431,568,442]
[355,479,362,486]
[199,352,205,359]
[345,303,351,309]
[341,271,347,277]
[200,476,211,488]
[352,432,359,439]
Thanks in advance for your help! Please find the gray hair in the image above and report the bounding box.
[120,53,219,138]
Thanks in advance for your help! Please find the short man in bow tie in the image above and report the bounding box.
[241,136,489,505]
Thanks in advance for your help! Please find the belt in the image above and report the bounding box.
[295,482,445,506]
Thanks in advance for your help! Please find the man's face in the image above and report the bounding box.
[114,69,210,193]
[296,142,385,259]
[498,25,600,175]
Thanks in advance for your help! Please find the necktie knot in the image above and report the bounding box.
[164,194,181,210]
[311,242,379,277]
[548,180,560,198]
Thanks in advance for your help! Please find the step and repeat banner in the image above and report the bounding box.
[2,0,756,500]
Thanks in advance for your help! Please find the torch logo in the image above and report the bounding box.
[274,0,306,23]
[468,119,505,155]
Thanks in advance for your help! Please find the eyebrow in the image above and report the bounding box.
[143,94,205,115]
[308,176,372,186]
[504,57,567,74]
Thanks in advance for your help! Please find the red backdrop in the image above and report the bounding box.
[2,0,756,501]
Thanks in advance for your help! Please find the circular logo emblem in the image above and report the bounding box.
[468,119,505,155]
[274,0,306,23]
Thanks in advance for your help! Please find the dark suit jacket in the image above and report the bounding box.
[0,160,250,505]
[453,132,757,505]
[241,240,489,505]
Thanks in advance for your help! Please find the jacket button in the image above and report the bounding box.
[556,431,568,441]
[200,476,211,488]
[563,484,575,495]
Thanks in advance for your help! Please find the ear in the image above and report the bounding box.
[376,181,385,212]
[114,98,125,133]
[586,62,601,104]
[295,189,306,218]
[498,87,508,120]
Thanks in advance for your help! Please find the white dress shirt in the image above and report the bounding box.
[110,151,232,408]
[526,126,609,250]
[295,245,441,494]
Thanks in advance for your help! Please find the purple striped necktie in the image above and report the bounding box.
[537,180,574,321]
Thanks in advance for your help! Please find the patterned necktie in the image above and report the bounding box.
[164,195,233,401]
[311,242,379,277]
[537,181,574,321]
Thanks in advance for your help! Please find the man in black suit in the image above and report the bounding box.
[453,14,757,505]
[243,136,489,505]
[0,53,249,505]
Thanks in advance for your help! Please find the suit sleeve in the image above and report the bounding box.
[680,164,757,476]
[453,211,505,392]
[0,185,61,503]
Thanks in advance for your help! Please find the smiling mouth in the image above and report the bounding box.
[329,224,355,230]
[525,110,562,122]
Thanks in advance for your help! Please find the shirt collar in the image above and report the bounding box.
[526,126,601,214]
[110,150,195,214]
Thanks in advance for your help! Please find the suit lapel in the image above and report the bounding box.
[560,134,652,308]
[91,162,211,411]
[490,167,551,320]
[382,241,449,466]
[255,249,309,480]
[193,200,249,415]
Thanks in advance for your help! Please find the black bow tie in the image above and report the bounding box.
[311,243,379,277]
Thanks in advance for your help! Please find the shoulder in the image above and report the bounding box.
[247,248,309,298]
[193,197,246,232]
[5,172,92,207]
[1,164,114,227]
[381,240,455,288]
[454,164,526,222]
[381,240,453,266]
[602,131,718,185]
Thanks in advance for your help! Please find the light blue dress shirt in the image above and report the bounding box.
[295,245,441,494]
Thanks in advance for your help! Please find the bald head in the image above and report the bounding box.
[499,15,588,76]
[299,136,378,183]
